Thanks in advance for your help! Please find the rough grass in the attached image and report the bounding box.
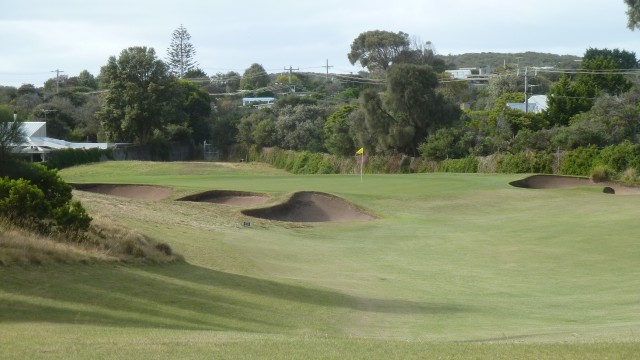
[0,214,183,265]
[1,161,639,358]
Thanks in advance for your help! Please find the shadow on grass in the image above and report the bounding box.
[0,263,469,332]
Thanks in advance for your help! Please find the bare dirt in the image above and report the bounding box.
[242,191,377,222]
[509,175,640,195]
[71,184,173,201]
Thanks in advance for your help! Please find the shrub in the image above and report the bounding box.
[560,145,600,176]
[437,157,478,173]
[621,168,638,183]
[590,165,616,183]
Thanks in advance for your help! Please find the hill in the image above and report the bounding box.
[439,51,582,70]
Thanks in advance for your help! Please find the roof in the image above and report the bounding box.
[13,121,111,154]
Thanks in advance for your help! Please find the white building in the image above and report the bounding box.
[13,122,110,161]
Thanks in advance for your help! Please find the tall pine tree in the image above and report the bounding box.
[166,25,198,78]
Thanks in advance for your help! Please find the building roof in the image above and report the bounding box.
[13,121,110,155]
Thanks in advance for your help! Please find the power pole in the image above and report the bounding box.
[322,59,333,81]
[524,66,528,113]
[51,69,64,94]
[284,65,299,92]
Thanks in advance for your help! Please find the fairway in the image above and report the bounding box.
[1,161,640,358]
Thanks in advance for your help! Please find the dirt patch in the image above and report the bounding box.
[176,190,269,206]
[242,191,376,222]
[509,175,640,195]
[72,184,173,201]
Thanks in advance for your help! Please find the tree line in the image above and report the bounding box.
[1,21,640,173]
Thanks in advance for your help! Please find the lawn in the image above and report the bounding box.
[1,161,639,358]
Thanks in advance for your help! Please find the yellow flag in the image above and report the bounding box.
[356,147,364,155]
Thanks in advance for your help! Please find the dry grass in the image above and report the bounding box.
[0,215,183,266]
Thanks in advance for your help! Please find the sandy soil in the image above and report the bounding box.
[242,191,376,222]
[509,175,640,195]
[176,190,269,206]
[71,184,173,201]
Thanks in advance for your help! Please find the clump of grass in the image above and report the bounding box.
[0,215,183,266]
[590,165,616,183]
[620,167,638,184]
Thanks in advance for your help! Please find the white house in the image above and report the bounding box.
[506,95,548,114]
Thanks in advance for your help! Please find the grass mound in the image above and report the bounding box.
[242,191,376,222]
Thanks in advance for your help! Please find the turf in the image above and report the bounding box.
[1,161,639,358]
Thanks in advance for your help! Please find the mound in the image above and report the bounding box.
[72,184,172,201]
[242,191,376,222]
[176,190,269,206]
[509,175,640,195]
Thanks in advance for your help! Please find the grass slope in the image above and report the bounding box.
[1,161,639,358]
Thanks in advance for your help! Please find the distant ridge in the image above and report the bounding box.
[438,51,582,70]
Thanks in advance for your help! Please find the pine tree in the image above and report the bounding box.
[166,25,198,78]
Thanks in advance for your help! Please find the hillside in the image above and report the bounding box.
[439,51,582,70]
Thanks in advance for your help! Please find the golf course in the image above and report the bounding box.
[1,160,639,359]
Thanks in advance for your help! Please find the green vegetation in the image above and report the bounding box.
[1,161,638,358]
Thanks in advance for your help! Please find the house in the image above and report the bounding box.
[13,121,110,161]
[506,95,548,114]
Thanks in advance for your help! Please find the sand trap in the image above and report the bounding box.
[72,183,173,201]
[176,190,269,206]
[242,191,376,222]
[509,175,640,195]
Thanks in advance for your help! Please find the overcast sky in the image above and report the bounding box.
[1,0,638,87]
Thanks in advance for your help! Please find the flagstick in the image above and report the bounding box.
[360,152,364,183]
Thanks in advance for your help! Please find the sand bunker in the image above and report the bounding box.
[242,191,376,222]
[72,183,173,200]
[509,175,640,195]
[176,190,269,206]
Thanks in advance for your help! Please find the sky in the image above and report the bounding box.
[1,0,638,87]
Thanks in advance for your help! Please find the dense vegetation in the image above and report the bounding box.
[2,28,640,182]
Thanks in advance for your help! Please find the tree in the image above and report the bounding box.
[98,46,173,144]
[0,105,25,164]
[166,24,198,78]
[348,30,410,72]
[383,63,461,155]
[240,63,270,90]
[324,104,357,156]
[625,0,640,30]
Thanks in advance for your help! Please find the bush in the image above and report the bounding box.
[621,168,638,183]
[437,157,478,173]
[560,145,600,176]
[47,148,112,170]
[590,165,616,183]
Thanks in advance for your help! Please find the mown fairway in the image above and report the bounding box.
[1,161,640,359]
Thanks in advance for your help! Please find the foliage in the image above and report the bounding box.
[359,64,461,155]
[166,25,198,78]
[240,63,270,90]
[348,30,410,72]
[590,165,615,183]
[98,47,173,144]
[46,148,113,170]
[324,104,357,156]
[274,105,328,152]
[436,156,478,173]
[560,145,600,176]
[0,109,26,163]
[0,169,91,236]
[626,0,640,29]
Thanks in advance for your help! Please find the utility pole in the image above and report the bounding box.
[284,65,299,92]
[51,69,64,93]
[322,59,333,81]
[524,66,529,113]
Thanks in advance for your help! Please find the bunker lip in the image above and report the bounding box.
[176,190,269,206]
[242,191,377,223]
[509,174,640,195]
[71,183,173,201]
